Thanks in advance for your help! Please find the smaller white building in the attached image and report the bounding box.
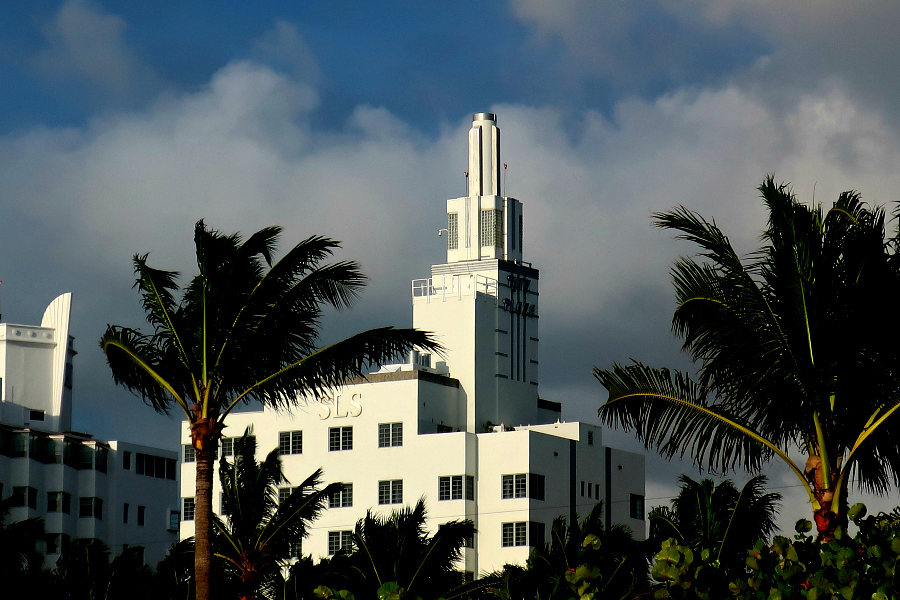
[0,293,180,565]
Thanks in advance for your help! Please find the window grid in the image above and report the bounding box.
[502,522,528,547]
[279,431,303,455]
[328,531,353,555]
[289,540,302,559]
[183,445,195,463]
[279,487,294,505]
[183,498,195,521]
[378,480,402,505]
[448,213,458,250]
[378,423,403,448]
[438,475,464,501]
[502,474,527,499]
[630,494,645,520]
[330,483,353,508]
[221,438,234,457]
[329,427,353,451]
[466,475,475,501]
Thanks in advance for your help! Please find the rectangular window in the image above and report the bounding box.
[587,431,594,446]
[289,540,302,559]
[13,486,37,509]
[123,503,129,524]
[466,475,475,501]
[183,498,194,521]
[123,451,131,470]
[46,533,61,554]
[581,481,585,497]
[481,209,503,247]
[529,474,545,501]
[588,483,592,499]
[502,474,526,499]
[279,431,303,455]
[438,476,463,501]
[48,491,70,513]
[378,480,402,505]
[329,483,353,508]
[447,213,459,250]
[329,427,353,451]
[137,505,145,526]
[529,521,546,548]
[79,497,94,518]
[630,494,645,520]
[29,409,45,421]
[221,438,234,457]
[183,445,195,463]
[168,510,180,532]
[501,522,528,547]
[328,531,353,555]
[595,483,600,499]
[279,487,294,505]
[378,423,402,448]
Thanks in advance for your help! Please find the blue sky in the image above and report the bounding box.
[2,0,899,526]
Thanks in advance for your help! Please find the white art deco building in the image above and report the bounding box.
[179,113,645,576]
[0,293,180,566]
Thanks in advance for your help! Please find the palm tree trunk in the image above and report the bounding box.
[195,447,214,600]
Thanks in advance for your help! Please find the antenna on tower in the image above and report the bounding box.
[464,171,468,196]
[503,163,508,197]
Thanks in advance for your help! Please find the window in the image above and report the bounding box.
[183,445,195,463]
[135,453,177,480]
[182,498,194,521]
[289,540,302,559]
[46,533,61,554]
[463,534,474,548]
[447,213,459,250]
[529,521,546,548]
[529,474,545,501]
[587,431,594,446]
[29,409,45,421]
[481,209,503,247]
[501,522,527,547]
[581,481,585,497]
[518,215,523,252]
[168,510,180,531]
[137,505,145,526]
[587,483,592,499]
[328,531,353,555]
[595,483,600,499]
[12,486,37,509]
[329,483,353,508]
[329,427,353,451]
[378,423,403,448]
[123,503,129,524]
[79,497,102,519]
[221,438,234,457]
[279,487,294,505]
[378,480,402,505]
[630,494,645,520]
[279,431,303,455]
[48,491,71,513]
[502,474,526,499]
[439,476,464,501]
[123,451,131,470]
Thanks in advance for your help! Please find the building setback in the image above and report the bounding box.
[0,293,180,565]
[179,112,645,576]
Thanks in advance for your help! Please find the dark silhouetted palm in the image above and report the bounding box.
[649,475,780,579]
[596,176,900,540]
[0,497,45,585]
[100,221,439,600]
[214,430,337,599]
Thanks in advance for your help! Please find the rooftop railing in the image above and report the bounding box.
[412,274,498,302]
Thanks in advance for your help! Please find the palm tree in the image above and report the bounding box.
[0,496,45,585]
[510,503,648,600]
[214,430,338,599]
[649,475,780,579]
[100,221,439,600]
[596,176,900,540]
[314,498,482,600]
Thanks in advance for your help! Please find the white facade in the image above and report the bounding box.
[0,294,180,566]
[180,112,645,576]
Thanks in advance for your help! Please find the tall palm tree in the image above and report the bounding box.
[214,430,338,599]
[100,221,439,600]
[649,475,780,579]
[0,497,45,584]
[596,176,900,540]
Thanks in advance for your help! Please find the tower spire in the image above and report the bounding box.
[468,113,501,197]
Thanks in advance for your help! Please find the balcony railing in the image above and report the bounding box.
[412,274,498,302]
